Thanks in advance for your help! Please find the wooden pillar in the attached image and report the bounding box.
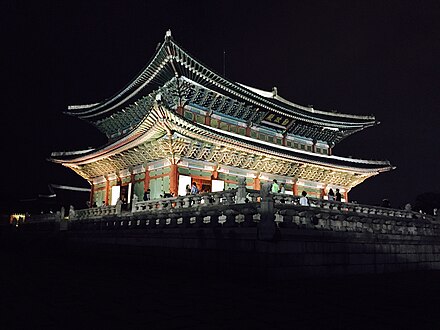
[293,182,298,196]
[212,165,218,180]
[245,126,251,137]
[312,141,317,153]
[89,183,94,207]
[253,175,261,190]
[169,163,178,196]
[320,185,326,199]
[144,168,150,191]
[176,106,184,116]
[204,113,211,126]
[104,179,109,206]
[282,133,287,146]
[344,191,349,203]
[130,172,135,201]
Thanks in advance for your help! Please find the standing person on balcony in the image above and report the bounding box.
[143,189,151,201]
[335,188,342,202]
[299,191,309,206]
[191,182,199,195]
[328,188,335,201]
[185,184,191,195]
[271,179,279,194]
[279,183,286,194]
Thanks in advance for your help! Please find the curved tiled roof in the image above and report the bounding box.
[66,31,377,145]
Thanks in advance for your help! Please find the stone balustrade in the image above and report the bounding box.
[23,188,437,233]
[270,193,430,220]
[133,189,239,212]
[74,205,119,220]
[26,213,60,222]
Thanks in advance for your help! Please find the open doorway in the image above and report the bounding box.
[192,178,211,193]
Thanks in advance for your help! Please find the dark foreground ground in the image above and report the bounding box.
[1,230,440,329]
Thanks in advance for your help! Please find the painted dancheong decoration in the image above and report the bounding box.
[51,30,393,206]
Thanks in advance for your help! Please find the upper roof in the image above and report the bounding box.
[65,30,377,145]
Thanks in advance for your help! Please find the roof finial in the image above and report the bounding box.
[272,86,278,97]
[165,29,172,40]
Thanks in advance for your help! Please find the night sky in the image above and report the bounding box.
[2,0,440,212]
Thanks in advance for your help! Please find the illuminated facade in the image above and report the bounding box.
[51,31,393,205]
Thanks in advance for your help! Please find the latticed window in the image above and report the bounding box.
[211,119,219,128]
[251,131,257,138]
[276,138,282,145]
[196,115,205,124]
[220,122,229,131]
[230,125,237,133]
[316,147,321,153]
[238,127,246,135]
[184,110,194,121]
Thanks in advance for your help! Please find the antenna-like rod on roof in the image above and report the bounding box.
[223,49,226,77]
[165,29,172,41]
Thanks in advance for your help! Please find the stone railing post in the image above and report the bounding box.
[131,194,138,213]
[115,199,122,215]
[223,191,235,204]
[68,205,76,220]
[235,177,247,203]
[258,182,276,240]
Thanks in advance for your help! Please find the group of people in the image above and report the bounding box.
[327,188,342,202]
[271,179,342,206]
[185,182,199,195]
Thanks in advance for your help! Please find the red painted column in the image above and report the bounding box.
[282,134,287,146]
[254,176,261,190]
[130,173,135,200]
[245,126,251,137]
[344,191,349,203]
[169,164,178,196]
[320,186,326,199]
[144,168,150,191]
[104,179,109,206]
[176,106,184,116]
[205,114,211,126]
[89,183,94,207]
[212,165,218,180]
[293,183,298,196]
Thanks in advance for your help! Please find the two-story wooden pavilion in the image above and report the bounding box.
[51,30,393,206]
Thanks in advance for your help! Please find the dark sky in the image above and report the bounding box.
[2,0,440,210]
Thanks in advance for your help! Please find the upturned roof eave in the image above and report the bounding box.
[64,32,377,129]
[52,103,393,175]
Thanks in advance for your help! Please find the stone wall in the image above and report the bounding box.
[17,188,440,278]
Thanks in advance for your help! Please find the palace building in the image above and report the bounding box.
[51,30,393,206]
